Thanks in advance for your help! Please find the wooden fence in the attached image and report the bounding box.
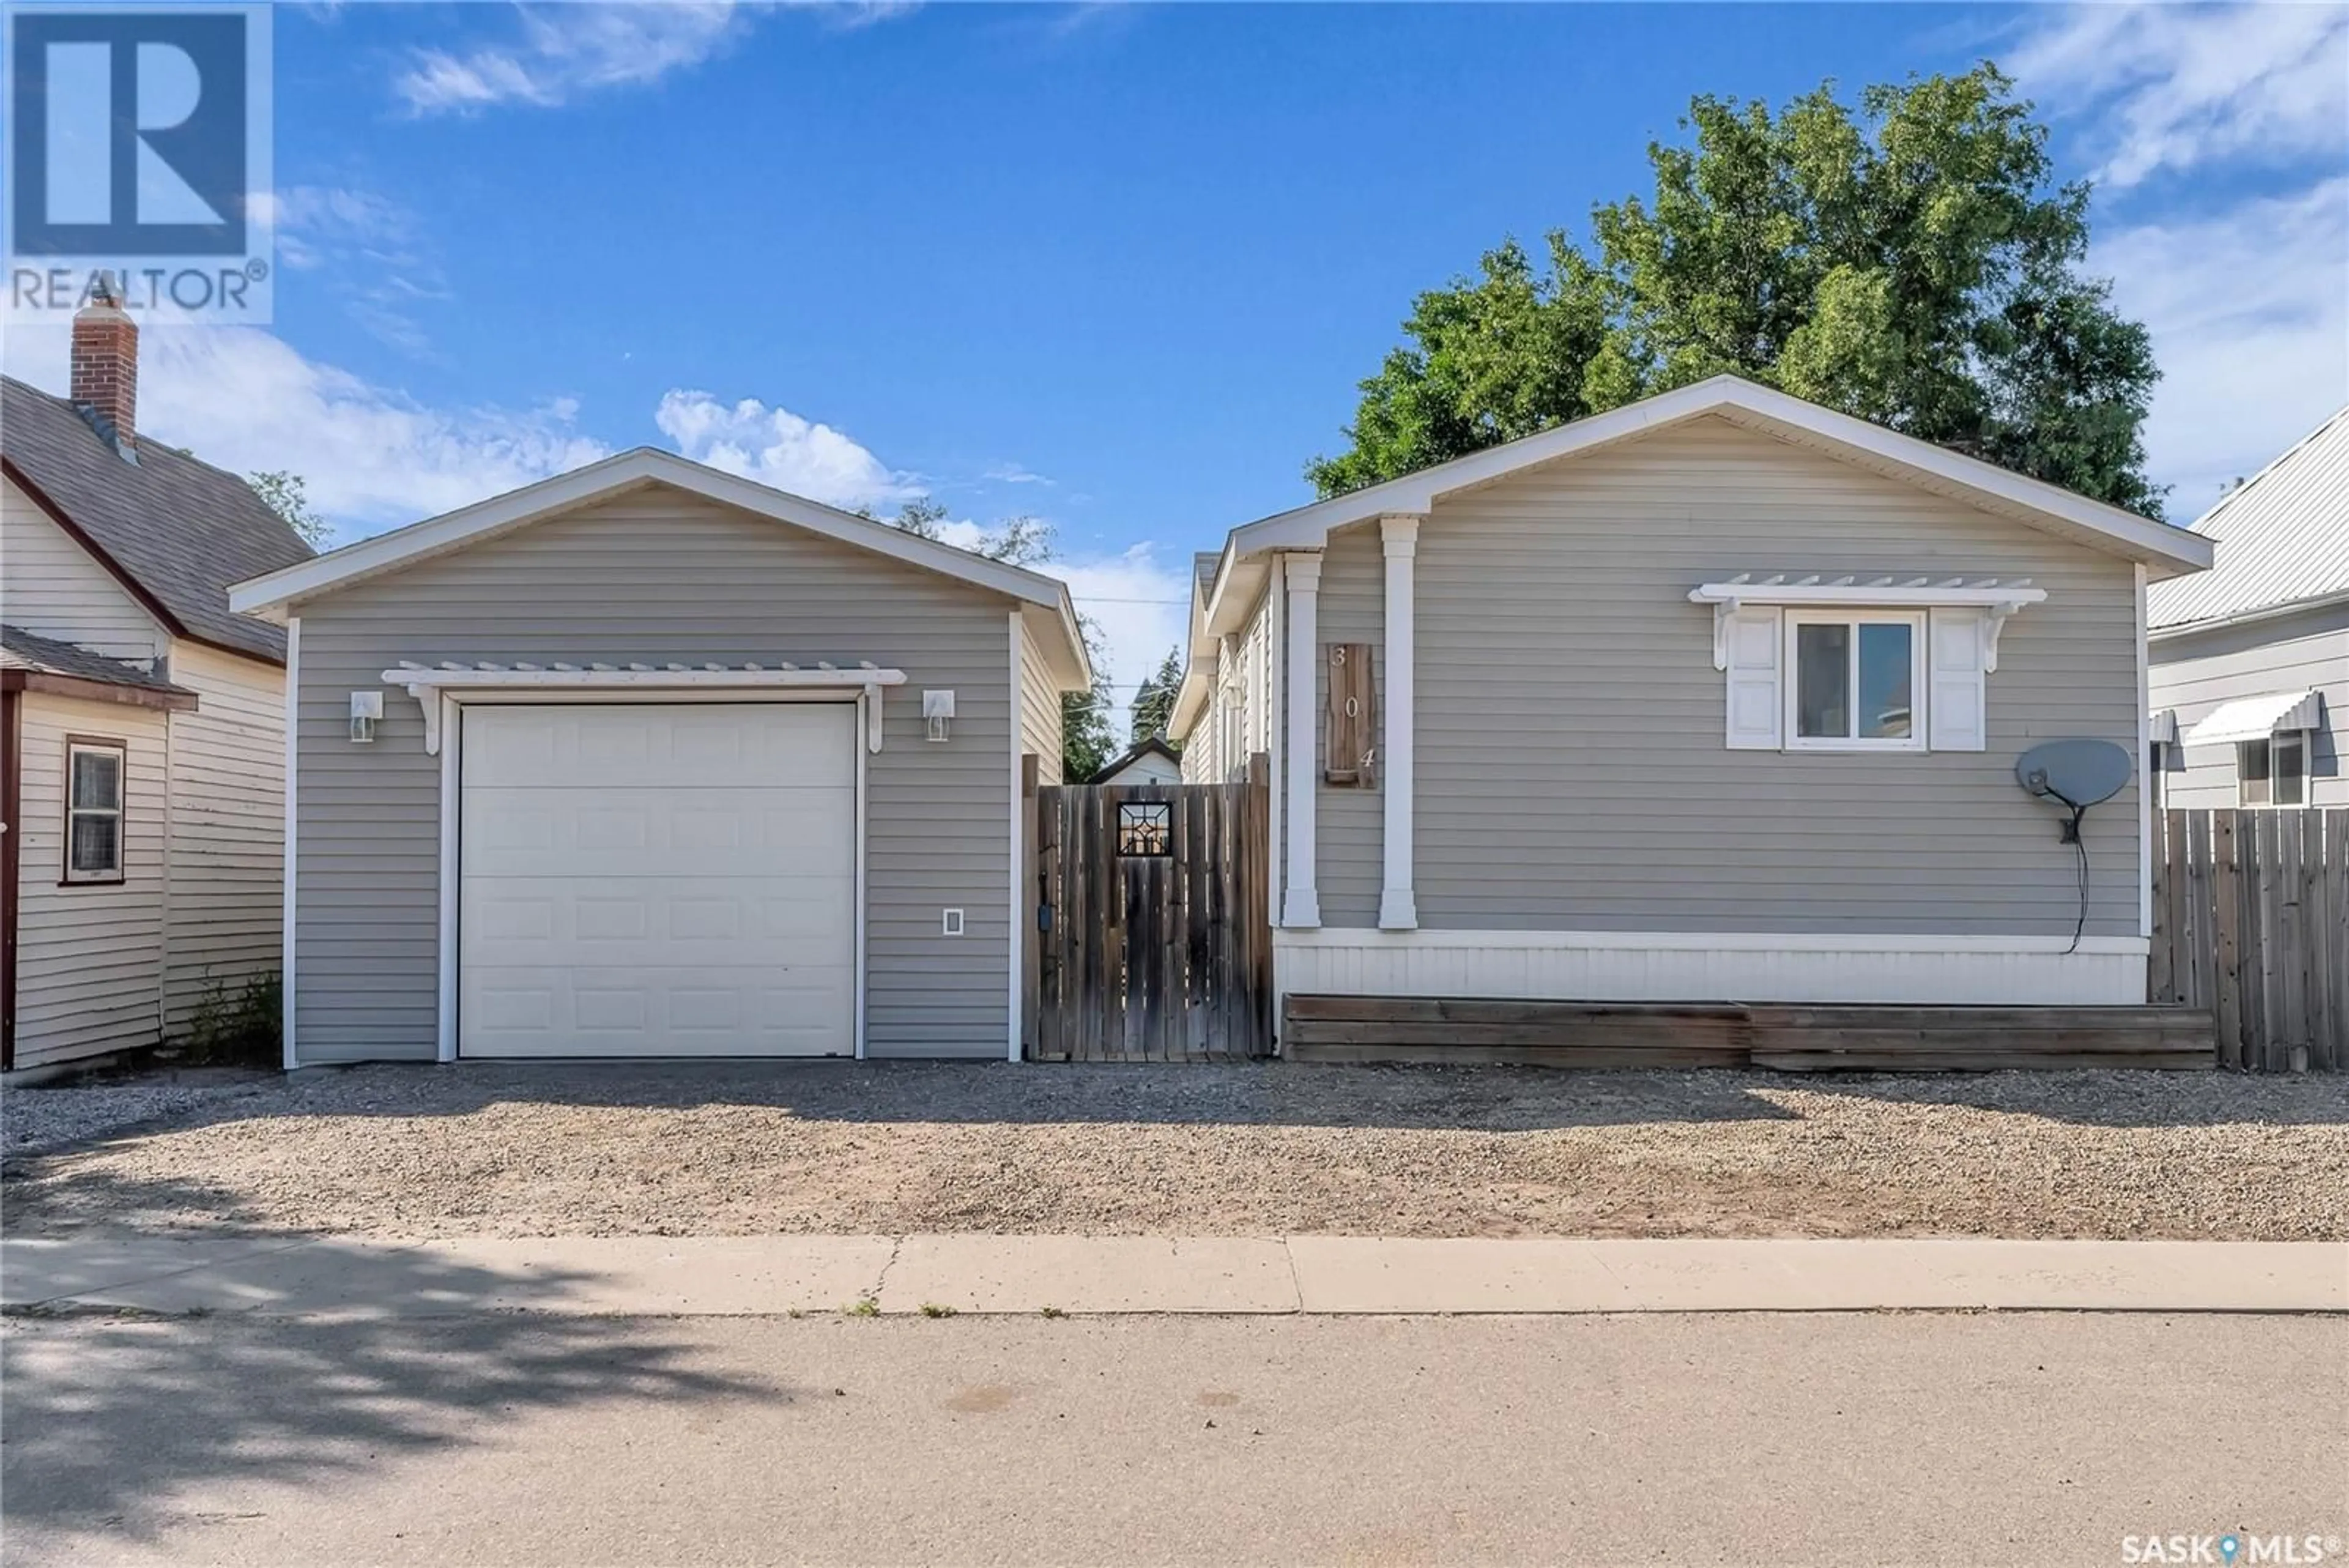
[2150,809,2348,1070]
[1026,765,1273,1061]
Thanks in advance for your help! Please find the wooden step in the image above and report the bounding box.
[1280,995,2218,1071]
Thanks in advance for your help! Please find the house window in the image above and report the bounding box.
[63,738,127,883]
[2240,732,2309,808]
[1786,613,1924,751]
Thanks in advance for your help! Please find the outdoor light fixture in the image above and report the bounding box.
[922,689,956,742]
[349,689,383,743]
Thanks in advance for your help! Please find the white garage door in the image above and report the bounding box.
[460,703,856,1057]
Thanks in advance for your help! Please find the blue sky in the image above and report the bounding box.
[8,1,2345,714]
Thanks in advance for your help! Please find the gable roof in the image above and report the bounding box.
[1089,735,1182,782]
[2147,404,2349,634]
[1,376,314,664]
[1191,374,2212,645]
[226,445,1094,690]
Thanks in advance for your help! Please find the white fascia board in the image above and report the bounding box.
[1204,376,2214,582]
[229,448,1093,672]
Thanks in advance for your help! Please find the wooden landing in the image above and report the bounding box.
[1282,995,2217,1072]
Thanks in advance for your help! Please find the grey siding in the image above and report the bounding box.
[1019,617,1063,786]
[2150,599,2349,809]
[1338,415,2146,938]
[1314,524,1384,927]
[291,486,1015,1062]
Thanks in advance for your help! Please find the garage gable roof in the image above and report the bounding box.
[227,447,1092,688]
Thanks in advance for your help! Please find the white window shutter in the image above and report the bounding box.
[1928,608,1987,751]
[1724,606,1782,749]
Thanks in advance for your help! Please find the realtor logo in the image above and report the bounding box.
[6,4,273,320]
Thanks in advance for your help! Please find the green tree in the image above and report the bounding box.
[1308,65,2164,516]
[1129,645,1186,748]
[247,470,335,549]
[1061,615,1118,782]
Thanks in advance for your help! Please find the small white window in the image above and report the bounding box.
[1784,612,1925,752]
[64,740,127,883]
[2240,732,2309,808]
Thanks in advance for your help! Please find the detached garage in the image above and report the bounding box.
[229,448,1089,1065]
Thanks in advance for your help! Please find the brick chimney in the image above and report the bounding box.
[70,274,138,458]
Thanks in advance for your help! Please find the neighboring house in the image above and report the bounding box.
[228,450,1089,1066]
[1091,736,1184,786]
[1169,375,2212,1012]
[2145,407,2346,811]
[1,293,314,1073]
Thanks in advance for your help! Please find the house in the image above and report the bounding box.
[2,291,314,1074]
[228,450,1089,1065]
[1170,375,2213,1013]
[2145,407,2345,811]
[1090,736,1184,786]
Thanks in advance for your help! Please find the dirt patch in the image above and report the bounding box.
[4,1060,2343,1241]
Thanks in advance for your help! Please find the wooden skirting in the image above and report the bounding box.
[1282,995,2217,1071]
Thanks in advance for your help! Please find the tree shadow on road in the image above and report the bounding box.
[1,1234,785,1550]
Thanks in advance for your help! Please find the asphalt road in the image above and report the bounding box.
[4,1312,2343,1566]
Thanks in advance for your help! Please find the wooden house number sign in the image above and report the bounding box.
[1324,642,1376,786]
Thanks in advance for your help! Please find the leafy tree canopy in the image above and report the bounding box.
[1129,645,1186,749]
[1061,615,1119,782]
[1308,65,2164,517]
[247,470,335,549]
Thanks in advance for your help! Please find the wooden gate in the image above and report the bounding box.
[2151,808,2348,1071]
[1026,764,1272,1060]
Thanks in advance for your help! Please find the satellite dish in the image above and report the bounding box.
[2016,738,2132,844]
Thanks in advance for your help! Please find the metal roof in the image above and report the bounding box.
[2148,405,2349,633]
[2,376,314,663]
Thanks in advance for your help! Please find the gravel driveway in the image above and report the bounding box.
[5,1061,2344,1241]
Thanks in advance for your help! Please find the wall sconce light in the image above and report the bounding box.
[349,689,384,743]
[922,689,956,743]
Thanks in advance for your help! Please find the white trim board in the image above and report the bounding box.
[1274,928,2148,1009]
[227,447,1093,691]
[280,617,300,1071]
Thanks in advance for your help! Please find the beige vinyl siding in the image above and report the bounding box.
[289,486,1015,1062]
[1186,587,1274,786]
[161,640,286,1032]
[11,694,169,1068]
[1019,617,1063,785]
[1359,415,2146,938]
[2151,599,2348,809]
[1314,524,1384,927]
[1,477,167,664]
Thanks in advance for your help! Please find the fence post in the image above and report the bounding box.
[2212,811,2243,1068]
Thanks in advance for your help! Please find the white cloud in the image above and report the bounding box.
[2097,177,2349,517]
[2011,2,2349,188]
[394,3,758,116]
[2,325,608,539]
[982,461,1053,486]
[1055,544,1191,729]
[256,185,451,355]
[653,390,924,512]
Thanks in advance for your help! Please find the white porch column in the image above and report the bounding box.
[1378,514,1421,930]
[1280,552,1323,929]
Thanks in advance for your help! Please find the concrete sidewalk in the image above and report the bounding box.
[5,1234,2343,1318]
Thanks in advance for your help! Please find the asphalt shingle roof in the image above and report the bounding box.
[1,623,198,695]
[2,376,313,663]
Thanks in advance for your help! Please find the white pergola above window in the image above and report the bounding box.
[1690,576,2047,754]
[1689,575,2047,670]
[2182,689,2324,747]
[380,660,908,754]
